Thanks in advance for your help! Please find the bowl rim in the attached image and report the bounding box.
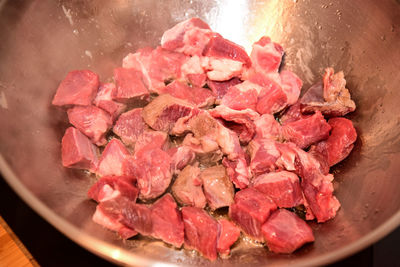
[1,154,399,267]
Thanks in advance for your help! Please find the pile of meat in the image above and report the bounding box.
[52,18,357,260]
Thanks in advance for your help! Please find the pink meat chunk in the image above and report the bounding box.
[93,83,126,121]
[52,70,99,107]
[132,147,172,200]
[161,18,213,56]
[114,68,149,102]
[281,111,331,149]
[160,80,215,108]
[251,171,303,208]
[142,94,194,133]
[279,102,310,125]
[200,165,234,210]
[119,200,153,236]
[248,138,281,175]
[280,70,302,106]
[254,114,282,140]
[113,108,148,147]
[222,154,251,189]
[217,219,240,257]
[87,176,138,203]
[182,207,219,261]
[171,165,206,208]
[256,80,288,115]
[180,55,207,87]
[61,127,99,172]
[168,146,196,173]
[250,36,284,73]
[67,105,113,146]
[207,77,241,101]
[261,209,314,254]
[220,81,260,111]
[300,68,356,117]
[92,200,137,239]
[311,117,357,167]
[133,130,168,153]
[209,105,260,144]
[96,138,133,177]
[151,193,184,248]
[229,188,277,241]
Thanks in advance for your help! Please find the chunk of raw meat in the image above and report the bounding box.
[171,165,206,208]
[249,36,283,73]
[119,200,153,236]
[113,108,148,147]
[279,102,309,125]
[256,79,288,115]
[132,147,172,200]
[168,146,196,172]
[217,219,240,257]
[113,68,149,102]
[207,77,242,100]
[229,188,277,241]
[142,94,194,132]
[180,55,207,87]
[254,114,281,140]
[220,81,261,111]
[160,80,215,108]
[300,68,356,117]
[222,154,251,189]
[67,105,113,146]
[251,171,303,208]
[200,165,234,210]
[87,176,138,203]
[182,133,220,155]
[248,138,280,175]
[52,70,99,107]
[281,111,331,149]
[275,142,298,171]
[93,83,126,121]
[151,194,184,248]
[161,18,213,56]
[92,200,137,239]
[209,105,260,144]
[61,127,99,172]
[280,70,302,105]
[261,209,314,254]
[311,117,357,167]
[181,207,219,261]
[96,138,133,177]
[133,130,168,154]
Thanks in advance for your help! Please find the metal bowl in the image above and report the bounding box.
[0,0,399,266]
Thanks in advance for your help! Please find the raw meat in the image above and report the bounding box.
[151,193,184,248]
[87,176,138,203]
[168,146,196,172]
[249,36,283,74]
[220,81,261,111]
[133,130,168,153]
[229,188,277,241]
[222,155,251,189]
[114,68,149,102]
[142,94,194,132]
[248,138,280,175]
[256,80,288,114]
[119,201,153,236]
[171,165,206,208]
[217,219,240,257]
[61,127,99,172]
[279,102,309,125]
[200,165,234,210]
[261,209,314,254]
[180,55,207,87]
[67,105,113,146]
[254,114,281,140]
[281,111,331,149]
[182,206,219,261]
[207,77,242,100]
[93,83,126,121]
[52,70,99,106]
[280,70,302,105]
[113,108,148,146]
[251,171,303,208]
[96,138,133,177]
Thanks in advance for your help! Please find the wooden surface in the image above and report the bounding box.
[0,216,38,267]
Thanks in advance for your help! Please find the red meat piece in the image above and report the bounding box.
[180,55,207,87]
[61,127,99,172]
[250,36,283,73]
[151,193,184,248]
[52,70,99,107]
[262,209,314,254]
[67,105,113,146]
[229,188,277,241]
[280,70,302,106]
[113,108,148,146]
[222,154,251,189]
[220,81,260,111]
[113,68,149,102]
[201,165,234,210]
[133,130,168,154]
[281,111,331,149]
[207,77,242,100]
[279,102,310,125]
[87,176,138,203]
[168,146,196,173]
[182,207,219,261]
[254,114,281,140]
[96,139,133,177]
[251,171,303,208]
[217,219,240,257]
[93,83,126,121]
[248,138,280,175]
[256,81,288,115]
[119,201,153,236]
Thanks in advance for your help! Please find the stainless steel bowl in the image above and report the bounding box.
[0,0,399,266]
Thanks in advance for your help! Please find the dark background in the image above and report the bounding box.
[0,176,398,267]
